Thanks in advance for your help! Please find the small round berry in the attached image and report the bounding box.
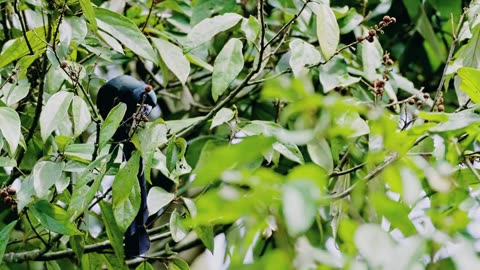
[386,59,394,66]
[379,21,387,28]
[144,84,153,92]
[374,80,385,88]
[4,196,12,204]
[369,29,377,36]
[389,98,395,103]
[438,104,445,112]
[367,36,374,43]
[383,15,391,22]
[423,93,430,99]
[1,190,8,198]
[60,61,68,68]
[390,17,397,23]
[408,98,416,105]
[7,77,15,84]
[416,100,424,106]
[357,36,365,42]
[7,188,16,195]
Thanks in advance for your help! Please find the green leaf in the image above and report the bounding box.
[457,67,480,104]
[319,57,360,93]
[371,193,416,236]
[95,7,157,63]
[307,138,334,174]
[166,117,203,134]
[132,122,168,183]
[146,187,175,216]
[100,201,124,260]
[210,107,234,129]
[289,39,322,77]
[273,142,304,164]
[152,38,190,85]
[33,161,65,198]
[0,221,17,265]
[0,27,47,69]
[113,151,141,232]
[29,200,81,235]
[166,139,181,172]
[212,38,244,101]
[99,103,126,150]
[282,181,319,235]
[67,154,109,219]
[72,96,92,137]
[185,13,242,50]
[170,209,189,242]
[0,107,21,154]
[186,53,213,72]
[80,0,98,32]
[241,16,261,44]
[195,225,214,253]
[169,258,191,270]
[4,80,29,106]
[135,262,154,270]
[315,4,340,60]
[193,136,275,186]
[39,91,74,141]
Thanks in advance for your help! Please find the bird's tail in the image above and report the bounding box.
[123,142,150,257]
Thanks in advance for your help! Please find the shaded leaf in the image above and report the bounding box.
[170,209,189,242]
[0,221,17,265]
[100,201,124,260]
[289,39,322,77]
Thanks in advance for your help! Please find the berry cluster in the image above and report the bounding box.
[408,92,431,109]
[1,186,17,212]
[435,92,445,112]
[357,15,397,43]
[373,52,395,98]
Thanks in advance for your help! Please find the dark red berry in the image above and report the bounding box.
[4,196,12,204]
[408,98,416,105]
[367,36,374,43]
[438,104,445,112]
[390,17,397,23]
[383,16,391,22]
[379,21,387,28]
[144,84,153,92]
[369,29,377,36]
[423,93,430,99]
[60,61,68,68]
[1,190,8,198]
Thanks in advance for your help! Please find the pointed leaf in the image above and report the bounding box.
[458,67,480,103]
[80,0,98,32]
[40,91,74,141]
[212,38,244,101]
[170,209,189,242]
[210,108,234,129]
[152,38,190,85]
[0,221,17,265]
[33,161,65,198]
[0,107,21,154]
[29,200,81,235]
[112,151,141,232]
[316,4,340,59]
[185,13,242,50]
[99,103,126,150]
[100,201,124,260]
[72,96,92,137]
[146,187,175,216]
[95,7,157,63]
[289,39,322,77]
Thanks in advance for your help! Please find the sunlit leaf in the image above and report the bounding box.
[0,107,21,154]
[315,3,340,59]
[212,38,244,101]
[185,13,242,50]
[152,38,190,85]
[39,91,74,141]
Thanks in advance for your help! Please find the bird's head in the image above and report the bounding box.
[97,75,159,141]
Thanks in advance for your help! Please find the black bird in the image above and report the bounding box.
[97,75,157,257]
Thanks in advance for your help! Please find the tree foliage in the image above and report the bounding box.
[1,0,480,269]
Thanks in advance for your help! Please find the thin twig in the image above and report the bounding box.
[431,9,467,111]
